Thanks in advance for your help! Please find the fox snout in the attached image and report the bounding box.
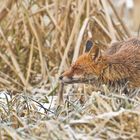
[59,75,63,80]
[59,69,74,83]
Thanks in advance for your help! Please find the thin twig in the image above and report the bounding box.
[72,18,89,62]
[57,82,64,105]
[22,95,55,114]
[101,0,116,41]
[108,0,131,37]
[0,0,16,22]
[58,0,87,77]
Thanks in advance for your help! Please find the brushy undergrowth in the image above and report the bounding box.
[1,89,140,139]
[0,0,140,140]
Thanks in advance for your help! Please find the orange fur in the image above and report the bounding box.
[60,38,140,89]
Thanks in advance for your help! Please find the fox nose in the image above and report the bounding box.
[59,75,63,80]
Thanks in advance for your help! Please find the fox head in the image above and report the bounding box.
[59,40,107,83]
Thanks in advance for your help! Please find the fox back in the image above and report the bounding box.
[60,38,140,92]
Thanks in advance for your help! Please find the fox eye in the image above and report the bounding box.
[72,65,83,73]
[74,67,81,71]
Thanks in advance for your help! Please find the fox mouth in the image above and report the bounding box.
[59,75,97,84]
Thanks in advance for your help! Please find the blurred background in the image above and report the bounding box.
[0,0,139,91]
[113,0,140,32]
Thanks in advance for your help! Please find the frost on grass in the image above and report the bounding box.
[0,89,140,140]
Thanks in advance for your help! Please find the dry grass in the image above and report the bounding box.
[0,0,140,140]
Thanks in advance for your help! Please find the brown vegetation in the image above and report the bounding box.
[0,0,140,140]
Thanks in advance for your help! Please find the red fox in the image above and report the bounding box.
[59,38,140,94]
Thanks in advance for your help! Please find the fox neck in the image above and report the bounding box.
[97,60,130,88]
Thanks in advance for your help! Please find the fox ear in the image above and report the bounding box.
[85,40,94,52]
[89,45,101,62]
[85,40,101,61]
